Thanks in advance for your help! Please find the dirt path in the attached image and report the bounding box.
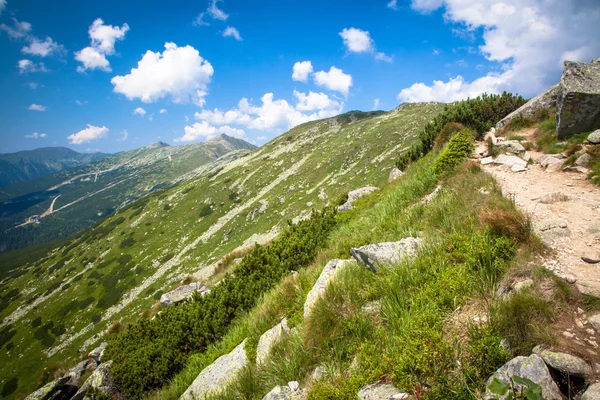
[479,134,600,297]
[41,194,61,217]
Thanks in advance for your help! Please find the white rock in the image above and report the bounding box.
[493,154,527,168]
[256,318,291,365]
[160,282,210,306]
[388,168,404,182]
[511,164,527,172]
[481,156,494,165]
[337,186,379,212]
[351,238,422,272]
[303,259,356,319]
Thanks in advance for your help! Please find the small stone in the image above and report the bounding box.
[583,255,600,264]
[576,318,586,329]
[288,381,299,392]
[493,154,528,168]
[358,383,409,400]
[388,167,404,182]
[523,151,532,162]
[256,318,291,365]
[582,382,600,400]
[588,129,600,145]
[533,346,593,377]
[351,238,422,272]
[563,331,575,339]
[511,164,527,172]
[576,153,593,168]
[480,156,494,165]
[312,365,326,380]
[578,308,586,315]
[589,314,600,332]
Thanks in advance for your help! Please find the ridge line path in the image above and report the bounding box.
[479,134,600,297]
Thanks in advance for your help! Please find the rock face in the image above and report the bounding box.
[72,361,119,400]
[65,359,90,386]
[485,355,562,400]
[180,340,248,400]
[533,347,593,377]
[589,129,600,144]
[25,377,70,400]
[496,84,559,131]
[88,342,107,364]
[337,186,379,212]
[256,318,291,365]
[160,282,210,306]
[388,168,403,182]
[303,259,356,319]
[582,383,600,400]
[556,60,600,139]
[351,238,422,272]
[357,383,410,400]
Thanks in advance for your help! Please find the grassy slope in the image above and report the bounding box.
[0,103,443,399]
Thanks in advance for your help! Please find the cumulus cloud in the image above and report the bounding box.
[67,124,109,144]
[118,130,128,141]
[0,18,31,38]
[339,27,392,62]
[25,132,46,139]
[75,18,129,72]
[398,0,600,102]
[223,26,242,40]
[160,108,167,114]
[292,61,313,82]
[0,0,6,15]
[22,36,63,57]
[176,121,244,142]
[387,0,398,10]
[133,107,146,116]
[28,103,46,111]
[17,59,47,74]
[293,90,340,112]
[313,66,353,96]
[208,0,229,21]
[111,43,214,107]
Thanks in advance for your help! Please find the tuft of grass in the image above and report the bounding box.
[479,208,532,244]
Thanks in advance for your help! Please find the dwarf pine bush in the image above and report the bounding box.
[432,130,475,175]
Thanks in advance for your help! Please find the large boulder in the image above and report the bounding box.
[337,186,378,212]
[72,361,119,400]
[496,84,559,131]
[388,168,403,182]
[256,318,291,365]
[180,340,248,400]
[24,377,70,400]
[589,129,600,144]
[533,346,593,377]
[160,282,210,306]
[357,383,411,400]
[303,259,356,319]
[556,60,600,139]
[485,355,562,400]
[350,238,422,272]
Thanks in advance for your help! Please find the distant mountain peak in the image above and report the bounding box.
[145,141,171,149]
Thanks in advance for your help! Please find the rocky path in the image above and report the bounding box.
[480,143,600,297]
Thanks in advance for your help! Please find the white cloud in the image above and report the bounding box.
[111,42,214,107]
[118,130,128,141]
[208,0,229,21]
[22,37,63,57]
[257,135,267,141]
[25,132,46,139]
[375,52,393,62]
[176,121,244,142]
[372,98,382,110]
[75,100,87,105]
[293,90,340,111]
[28,103,46,111]
[133,107,146,116]
[433,49,440,55]
[17,59,47,74]
[0,0,6,15]
[75,18,129,72]
[339,27,374,53]
[292,61,313,82]
[399,0,600,101]
[27,82,38,89]
[223,26,242,41]
[160,108,167,114]
[193,12,209,27]
[387,0,398,10]
[67,124,109,145]
[313,66,353,96]
[0,18,31,38]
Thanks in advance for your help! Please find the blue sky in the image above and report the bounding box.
[0,0,599,154]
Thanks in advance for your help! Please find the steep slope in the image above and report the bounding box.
[0,102,443,399]
[0,147,109,188]
[0,135,256,252]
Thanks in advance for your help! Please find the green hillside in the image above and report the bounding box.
[0,102,444,399]
[0,135,256,253]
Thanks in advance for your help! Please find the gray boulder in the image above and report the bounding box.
[88,342,107,364]
[337,186,378,212]
[64,359,90,386]
[589,129,600,144]
[262,384,307,400]
[24,377,70,400]
[357,383,411,400]
[496,140,526,154]
[590,313,600,333]
[72,361,119,400]
[388,168,403,182]
[582,383,600,400]
[533,346,593,377]
[536,219,571,240]
[556,60,600,138]
[303,259,356,319]
[576,153,593,167]
[493,155,527,168]
[160,282,210,306]
[496,84,559,131]
[485,354,562,400]
[256,318,291,365]
[180,340,248,400]
[351,238,422,272]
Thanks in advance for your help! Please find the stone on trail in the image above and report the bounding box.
[485,354,562,400]
[533,346,593,377]
[357,383,411,400]
[388,167,403,182]
[511,164,527,172]
[536,219,571,240]
[493,154,527,168]
[556,60,600,139]
[160,282,210,306]
[496,140,526,154]
[180,340,248,400]
[480,156,494,165]
[589,313,600,333]
[256,317,291,365]
[582,383,600,400]
[589,129,600,144]
[351,238,422,272]
[576,153,593,168]
[303,259,356,319]
[337,186,379,212]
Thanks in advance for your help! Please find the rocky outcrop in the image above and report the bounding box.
[262,382,307,400]
[388,168,403,182]
[72,361,119,400]
[88,342,107,364]
[485,354,562,400]
[25,377,70,400]
[556,60,600,138]
[357,383,411,400]
[180,340,248,400]
[303,259,356,319]
[337,186,379,212]
[496,84,559,131]
[256,318,291,365]
[533,346,593,377]
[351,238,422,272]
[160,282,210,306]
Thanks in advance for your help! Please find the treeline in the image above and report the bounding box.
[396,92,526,170]
[104,208,338,398]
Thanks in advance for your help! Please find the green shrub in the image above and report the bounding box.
[31,316,42,328]
[432,130,475,174]
[1,377,18,397]
[199,204,213,217]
